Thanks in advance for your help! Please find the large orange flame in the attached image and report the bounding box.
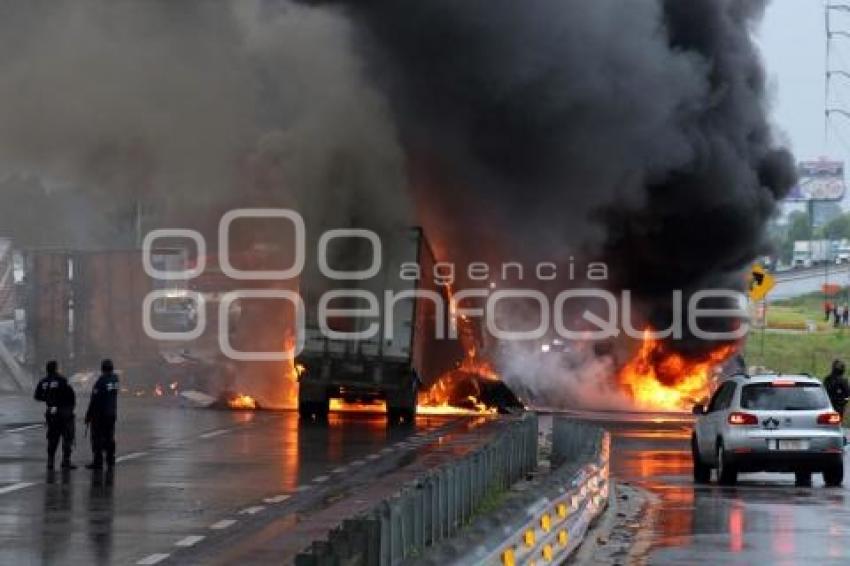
[618,330,734,412]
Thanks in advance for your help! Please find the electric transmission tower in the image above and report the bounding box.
[826,2,850,137]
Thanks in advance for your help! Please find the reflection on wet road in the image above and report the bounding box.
[609,419,850,565]
[0,394,463,565]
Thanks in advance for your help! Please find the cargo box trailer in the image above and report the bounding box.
[296,227,467,424]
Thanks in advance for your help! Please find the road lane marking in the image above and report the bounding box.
[239,505,265,515]
[366,454,380,461]
[136,554,170,565]
[0,482,36,495]
[263,495,290,504]
[332,466,347,474]
[175,535,205,547]
[210,519,236,530]
[116,451,147,463]
[380,447,393,454]
[296,485,312,492]
[200,429,229,439]
[6,424,42,432]
[313,475,329,483]
[351,460,365,467]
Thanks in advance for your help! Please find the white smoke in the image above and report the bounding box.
[497,340,633,411]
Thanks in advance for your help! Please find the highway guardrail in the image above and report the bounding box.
[485,420,609,566]
[408,417,609,566]
[296,413,538,566]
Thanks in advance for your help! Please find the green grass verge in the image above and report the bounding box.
[743,329,850,377]
[745,287,850,376]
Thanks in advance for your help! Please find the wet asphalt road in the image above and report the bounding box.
[0,394,466,565]
[608,416,850,565]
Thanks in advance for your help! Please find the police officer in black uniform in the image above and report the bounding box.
[33,360,77,470]
[85,359,119,470]
[825,359,850,418]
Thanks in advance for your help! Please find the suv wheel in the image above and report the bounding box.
[717,442,738,486]
[691,436,711,484]
[794,471,812,487]
[824,461,844,487]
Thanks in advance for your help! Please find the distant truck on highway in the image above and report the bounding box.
[296,227,467,424]
[792,240,832,268]
[834,239,850,264]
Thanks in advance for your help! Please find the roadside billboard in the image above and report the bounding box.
[786,159,846,202]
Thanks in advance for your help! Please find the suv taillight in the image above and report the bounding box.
[728,412,758,425]
[817,412,842,426]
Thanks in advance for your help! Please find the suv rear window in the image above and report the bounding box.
[740,383,830,411]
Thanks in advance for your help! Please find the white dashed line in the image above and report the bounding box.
[200,429,229,439]
[0,482,36,495]
[175,535,205,548]
[239,505,265,515]
[366,454,380,461]
[136,554,170,565]
[116,451,147,463]
[331,466,347,474]
[350,460,365,467]
[6,424,42,433]
[263,494,290,504]
[296,485,312,492]
[380,448,393,454]
[210,519,237,530]
[313,475,329,483]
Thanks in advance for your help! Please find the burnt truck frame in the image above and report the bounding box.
[296,227,466,424]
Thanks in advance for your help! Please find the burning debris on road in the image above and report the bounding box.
[216,391,261,411]
[617,331,736,412]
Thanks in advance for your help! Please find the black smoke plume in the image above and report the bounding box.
[304,0,795,343]
[297,0,796,406]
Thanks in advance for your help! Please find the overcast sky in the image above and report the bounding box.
[759,0,850,163]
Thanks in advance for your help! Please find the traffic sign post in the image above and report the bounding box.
[749,264,775,361]
[749,264,776,302]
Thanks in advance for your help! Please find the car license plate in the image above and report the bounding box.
[771,439,809,451]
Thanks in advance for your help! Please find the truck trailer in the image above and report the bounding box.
[296,227,467,424]
[23,248,188,385]
[792,239,831,268]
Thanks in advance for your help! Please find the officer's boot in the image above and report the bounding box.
[86,452,103,470]
[61,450,77,470]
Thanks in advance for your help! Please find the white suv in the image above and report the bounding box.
[691,373,845,486]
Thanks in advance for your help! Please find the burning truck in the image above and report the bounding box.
[296,226,521,423]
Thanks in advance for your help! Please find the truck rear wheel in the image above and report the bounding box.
[298,386,329,421]
[298,401,312,420]
[299,400,329,421]
[386,379,417,427]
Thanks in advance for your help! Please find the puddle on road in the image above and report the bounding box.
[610,426,850,564]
